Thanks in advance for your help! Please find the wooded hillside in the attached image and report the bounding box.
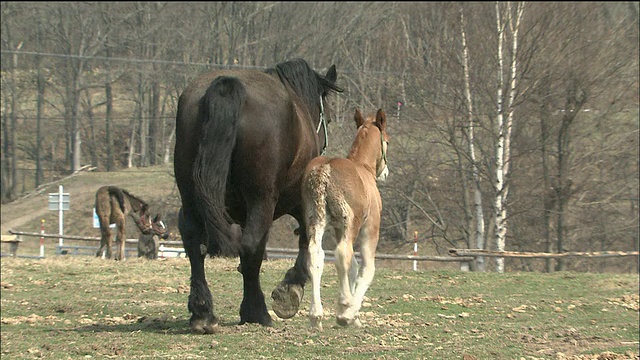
[1,2,638,272]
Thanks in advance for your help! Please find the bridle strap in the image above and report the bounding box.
[316,97,328,156]
[380,130,387,163]
[130,211,151,234]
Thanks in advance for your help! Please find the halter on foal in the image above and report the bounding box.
[301,108,389,330]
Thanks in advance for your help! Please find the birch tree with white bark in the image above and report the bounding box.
[494,1,524,273]
[460,7,486,271]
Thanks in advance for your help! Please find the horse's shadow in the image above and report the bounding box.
[69,316,241,335]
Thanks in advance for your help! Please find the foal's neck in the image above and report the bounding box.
[346,126,380,177]
[130,210,149,232]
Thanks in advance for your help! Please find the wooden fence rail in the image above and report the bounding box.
[448,249,640,259]
[7,230,637,265]
[7,230,474,264]
[8,230,182,246]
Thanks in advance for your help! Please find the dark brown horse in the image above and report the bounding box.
[95,186,168,260]
[174,58,342,333]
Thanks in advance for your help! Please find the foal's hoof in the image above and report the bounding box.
[336,315,362,328]
[271,283,304,319]
[309,316,324,331]
[190,317,219,334]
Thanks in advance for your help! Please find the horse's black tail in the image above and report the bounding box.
[193,76,245,257]
[107,186,127,213]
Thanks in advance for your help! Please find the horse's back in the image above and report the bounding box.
[177,69,287,124]
[175,69,292,169]
[176,68,317,219]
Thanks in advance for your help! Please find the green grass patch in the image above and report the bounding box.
[1,257,638,359]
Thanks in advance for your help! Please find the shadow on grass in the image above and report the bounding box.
[68,316,242,335]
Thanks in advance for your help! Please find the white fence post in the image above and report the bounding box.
[413,231,418,271]
[39,219,45,258]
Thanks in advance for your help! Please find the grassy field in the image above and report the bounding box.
[0,256,638,360]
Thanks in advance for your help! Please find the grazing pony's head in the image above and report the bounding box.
[151,214,169,239]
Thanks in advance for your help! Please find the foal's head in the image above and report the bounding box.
[135,204,169,239]
[354,108,389,181]
[151,214,170,239]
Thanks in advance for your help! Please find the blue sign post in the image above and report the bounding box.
[93,208,116,229]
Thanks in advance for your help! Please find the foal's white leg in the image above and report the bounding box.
[334,233,358,326]
[307,223,326,330]
[341,228,378,325]
[349,254,359,295]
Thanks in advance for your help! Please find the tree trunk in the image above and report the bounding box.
[35,40,45,187]
[105,42,114,172]
[461,7,486,271]
[149,79,159,166]
[494,1,524,273]
[555,79,586,271]
[9,45,20,198]
[163,127,175,164]
[538,74,554,273]
[138,71,148,167]
[493,2,507,273]
[84,89,98,167]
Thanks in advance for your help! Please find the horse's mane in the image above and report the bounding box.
[264,58,340,116]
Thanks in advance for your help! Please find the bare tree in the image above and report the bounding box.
[493,1,524,273]
[1,2,24,202]
[460,6,487,271]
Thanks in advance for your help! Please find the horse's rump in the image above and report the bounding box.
[192,75,246,257]
[107,186,126,213]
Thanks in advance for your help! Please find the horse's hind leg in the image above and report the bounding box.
[238,200,275,326]
[96,221,113,259]
[271,209,308,319]
[96,228,108,258]
[180,208,219,334]
[114,220,126,261]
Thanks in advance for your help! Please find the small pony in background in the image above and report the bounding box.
[137,215,168,260]
[301,108,389,330]
[94,186,168,260]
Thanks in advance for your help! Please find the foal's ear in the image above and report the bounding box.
[375,108,387,132]
[153,214,161,222]
[354,108,365,128]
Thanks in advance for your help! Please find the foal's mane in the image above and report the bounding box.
[120,188,148,212]
[264,58,340,117]
[348,121,380,160]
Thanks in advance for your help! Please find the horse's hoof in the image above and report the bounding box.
[309,316,323,331]
[239,314,273,327]
[336,314,361,327]
[190,318,219,334]
[271,283,303,319]
[336,315,351,327]
[353,317,362,328]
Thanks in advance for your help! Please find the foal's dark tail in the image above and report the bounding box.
[193,76,245,257]
[107,186,127,213]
